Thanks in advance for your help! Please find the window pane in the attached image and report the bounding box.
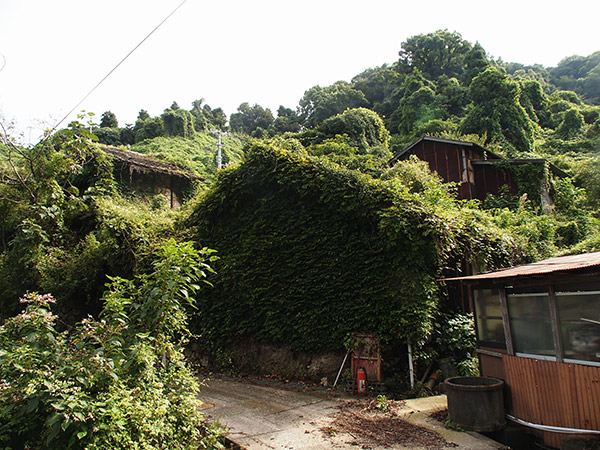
[557,292,600,363]
[474,289,505,345]
[508,293,555,356]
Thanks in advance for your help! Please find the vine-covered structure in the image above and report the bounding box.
[182,139,523,381]
[390,135,568,208]
[102,146,202,208]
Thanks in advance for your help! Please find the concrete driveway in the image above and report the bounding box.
[198,377,507,450]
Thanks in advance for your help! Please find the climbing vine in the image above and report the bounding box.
[185,140,519,353]
[490,160,550,207]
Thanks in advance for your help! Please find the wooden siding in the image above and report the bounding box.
[473,164,519,201]
[502,355,600,448]
[412,140,474,200]
[478,348,506,380]
[403,140,524,201]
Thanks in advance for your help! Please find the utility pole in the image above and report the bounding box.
[216,131,223,169]
[210,129,227,170]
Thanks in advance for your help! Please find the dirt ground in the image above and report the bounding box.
[200,376,505,450]
[322,399,458,449]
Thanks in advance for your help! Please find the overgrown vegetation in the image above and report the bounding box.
[129,132,247,183]
[0,29,599,441]
[0,240,226,449]
[0,123,180,320]
[183,140,525,354]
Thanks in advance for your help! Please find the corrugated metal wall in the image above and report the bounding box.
[503,355,600,448]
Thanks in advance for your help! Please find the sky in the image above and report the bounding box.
[0,0,599,144]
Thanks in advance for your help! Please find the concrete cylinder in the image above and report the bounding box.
[445,376,506,432]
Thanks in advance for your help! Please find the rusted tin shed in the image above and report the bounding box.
[390,135,499,200]
[390,135,568,204]
[101,146,203,208]
[445,253,600,448]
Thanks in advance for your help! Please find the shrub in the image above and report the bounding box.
[0,240,225,449]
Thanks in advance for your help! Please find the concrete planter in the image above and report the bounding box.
[445,376,506,432]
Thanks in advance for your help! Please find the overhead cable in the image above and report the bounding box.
[50,0,189,135]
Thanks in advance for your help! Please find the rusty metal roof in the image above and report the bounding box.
[445,252,600,282]
[102,146,202,180]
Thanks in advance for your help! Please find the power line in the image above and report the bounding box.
[50,0,189,135]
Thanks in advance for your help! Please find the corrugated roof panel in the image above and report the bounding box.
[445,252,600,282]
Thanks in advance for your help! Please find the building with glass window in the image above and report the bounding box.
[446,252,600,449]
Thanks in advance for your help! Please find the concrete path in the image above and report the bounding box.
[198,377,507,450]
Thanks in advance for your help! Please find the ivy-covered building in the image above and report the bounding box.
[101,146,202,208]
[390,135,568,209]
[392,135,571,312]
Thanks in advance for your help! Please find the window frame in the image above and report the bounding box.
[472,285,600,368]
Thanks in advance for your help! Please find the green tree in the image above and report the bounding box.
[316,107,390,153]
[99,111,118,128]
[518,79,552,128]
[397,30,473,80]
[203,104,228,130]
[229,102,274,135]
[460,67,535,152]
[352,66,405,104]
[94,127,122,146]
[119,124,135,145]
[389,69,442,137]
[189,100,228,131]
[270,106,302,134]
[436,75,468,117]
[0,118,100,305]
[550,51,600,105]
[134,116,164,142]
[161,108,195,139]
[556,108,585,138]
[352,66,407,127]
[190,98,208,131]
[298,81,369,128]
[462,42,491,84]
[137,109,150,121]
[207,106,227,130]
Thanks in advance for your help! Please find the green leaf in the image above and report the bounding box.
[61,417,72,431]
[24,397,39,414]
[47,421,61,445]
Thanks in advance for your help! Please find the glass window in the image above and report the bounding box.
[557,291,600,363]
[473,289,505,345]
[507,293,555,356]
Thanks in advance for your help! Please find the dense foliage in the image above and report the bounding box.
[0,29,599,394]
[184,140,525,353]
[0,240,225,449]
[546,51,599,105]
[94,99,229,147]
[0,120,185,321]
[129,132,247,182]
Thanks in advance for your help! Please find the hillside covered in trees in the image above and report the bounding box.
[96,30,600,208]
[0,29,599,448]
[1,27,598,353]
